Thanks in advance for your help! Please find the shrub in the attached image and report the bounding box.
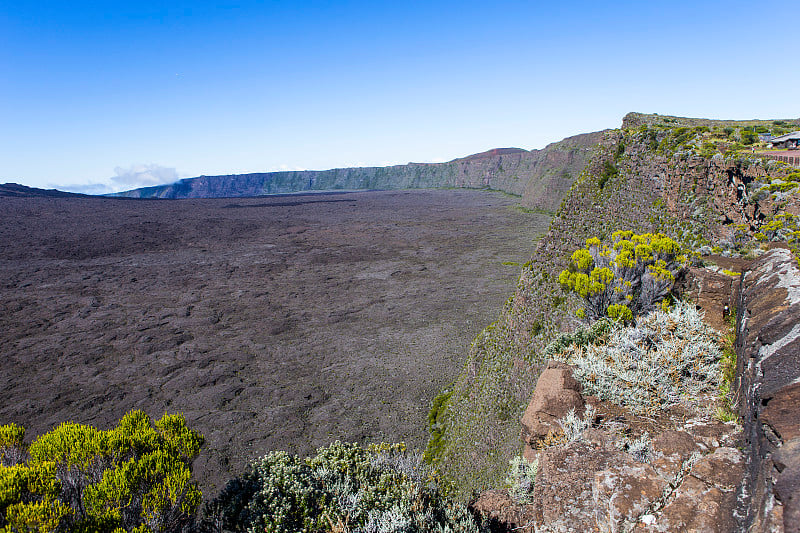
[540,319,612,362]
[740,130,757,145]
[0,411,203,532]
[556,405,596,443]
[622,433,653,463]
[505,456,538,504]
[558,231,686,321]
[204,441,481,533]
[553,302,722,414]
[0,424,24,467]
[597,160,618,190]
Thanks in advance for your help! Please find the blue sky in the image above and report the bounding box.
[1,1,796,193]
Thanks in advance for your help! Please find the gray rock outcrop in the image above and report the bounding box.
[736,247,800,532]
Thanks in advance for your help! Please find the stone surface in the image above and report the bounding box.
[470,489,535,532]
[773,440,800,532]
[761,383,800,443]
[651,476,738,533]
[593,461,667,531]
[533,441,627,531]
[682,265,740,331]
[650,430,700,480]
[520,361,584,453]
[690,446,745,491]
[735,247,800,532]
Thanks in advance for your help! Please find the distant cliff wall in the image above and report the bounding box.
[112,132,603,212]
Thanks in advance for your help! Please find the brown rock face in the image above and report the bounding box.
[681,265,741,331]
[594,461,667,530]
[470,490,535,532]
[736,248,800,532]
[520,361,584,456]
[654,476,738,533]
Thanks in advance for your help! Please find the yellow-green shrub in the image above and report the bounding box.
[559,231,686,321]
[0,411,203,533]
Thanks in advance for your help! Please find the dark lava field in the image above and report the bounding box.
[0,189,550,494]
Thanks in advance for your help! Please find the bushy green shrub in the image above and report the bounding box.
[0,424,24,467]
[558,231,686,321]
[504,456,538,504]
[540,319,612,362]
[597,160,618,190]
[0,411,203,532]
[204,442,482,533]
[740,130,758,145]
[553,302,722,414]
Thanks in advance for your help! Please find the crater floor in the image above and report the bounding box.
[0,189,550,493]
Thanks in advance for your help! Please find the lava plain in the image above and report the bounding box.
[0,189,550,493]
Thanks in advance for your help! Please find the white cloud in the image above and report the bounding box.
[53,163,183,195]
[56,182,116,195]
[110,163,180,188]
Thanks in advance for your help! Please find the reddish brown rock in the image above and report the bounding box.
[470,489,536,532]
[773,439,800,532]
[736,248,800,531]
[520,361,584,454]
[651,476,738,533]
[682,266,739,331]
[533,441,628,531]
[691,447,745,491]
[593,462,667,530]
[651,430,700,458]
[762,383,800,443]
[650,430,700,480]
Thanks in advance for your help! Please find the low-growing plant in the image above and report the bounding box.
[0,411,203,533]
[556,405,596,443]
[540,319,612,361]
[204,441,482,533]
[505,456,538,505]
[622,433,653,463]
[553,302,722,414]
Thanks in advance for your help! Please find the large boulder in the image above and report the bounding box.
[520,361,584,459]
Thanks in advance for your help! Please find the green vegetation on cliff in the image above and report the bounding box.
[425,113,799,497]
[203,442,480,533]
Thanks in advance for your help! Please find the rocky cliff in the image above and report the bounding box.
[736,248,800,531]
[466,248,800,532]
[426,113,800,510]
[111,132,603,212]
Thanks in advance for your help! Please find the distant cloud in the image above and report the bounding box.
[57,182,117,195]
[110,163,180,188]
[53,163,182,195]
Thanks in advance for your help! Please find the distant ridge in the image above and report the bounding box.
[111,132,604,212]
[0,183,91,198]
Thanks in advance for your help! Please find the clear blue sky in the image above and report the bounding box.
[1,1,797,193]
